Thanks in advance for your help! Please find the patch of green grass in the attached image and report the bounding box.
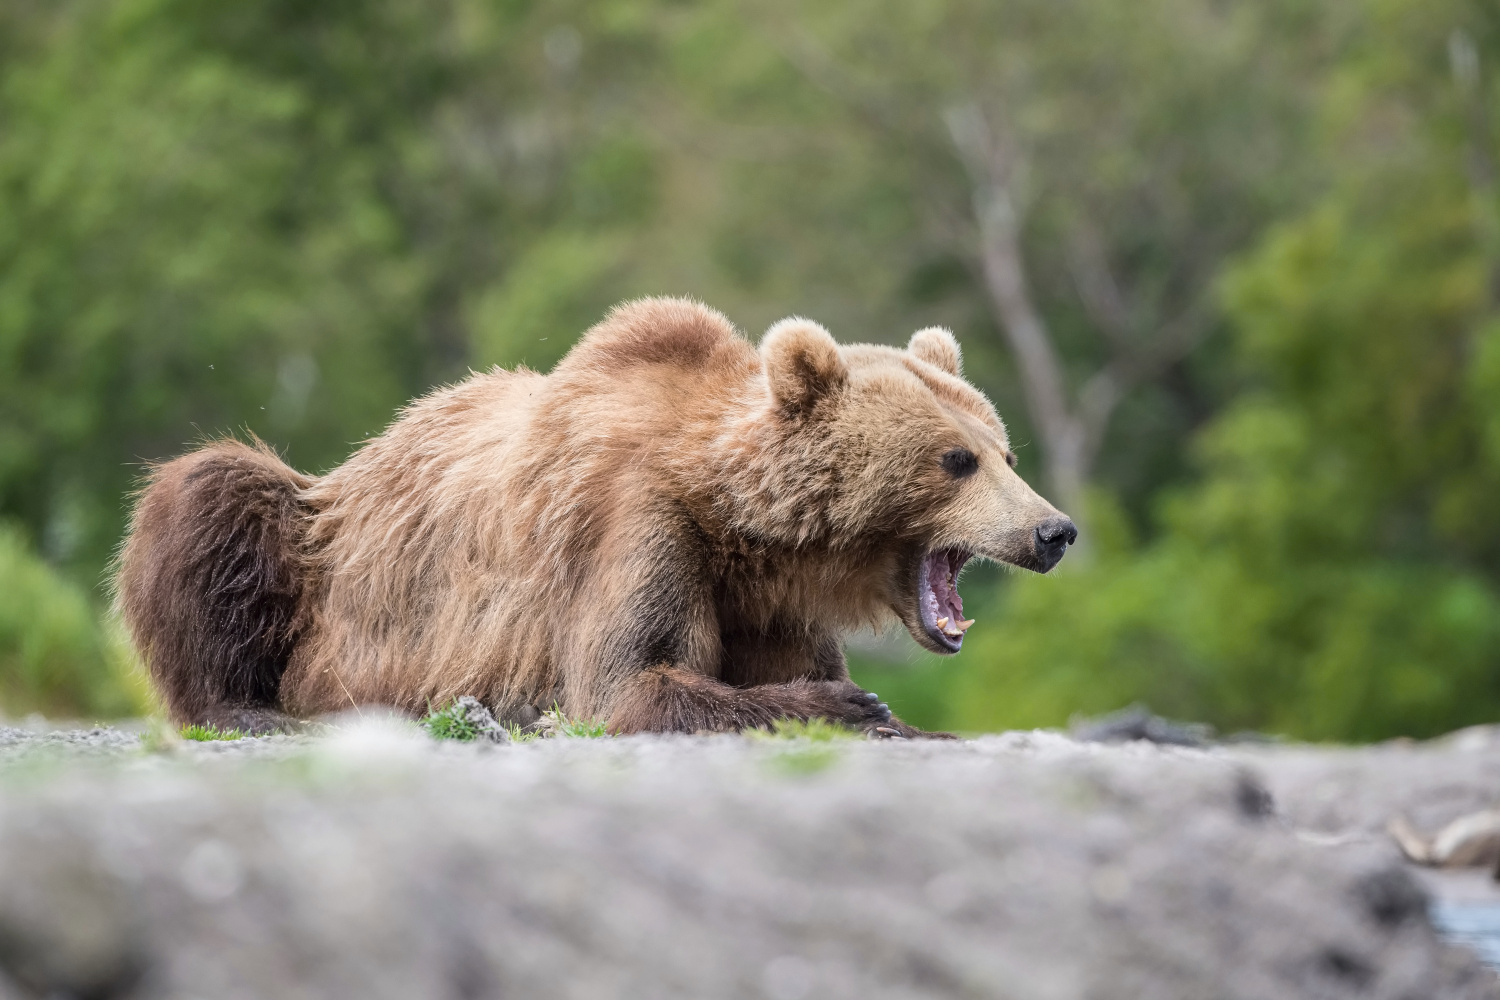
[179,723,247,742]
[421,698,610,742]
[769,745,842,775]
[749,717,859,777]
[542,704,610,739]
[747,717,862,742]
[421,699,489,742]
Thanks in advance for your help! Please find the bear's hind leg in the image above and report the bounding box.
[606,665,902,736]
[116,439,310,732]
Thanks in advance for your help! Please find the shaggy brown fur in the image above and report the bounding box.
[116,298,1074,736]
[116,440,311,733]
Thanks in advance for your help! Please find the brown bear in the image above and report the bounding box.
[116,297,1075,736]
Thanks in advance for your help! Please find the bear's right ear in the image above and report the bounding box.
[760,318,848,417]
[908,327,962,376]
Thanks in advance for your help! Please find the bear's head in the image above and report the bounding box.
[755,317,1076,655]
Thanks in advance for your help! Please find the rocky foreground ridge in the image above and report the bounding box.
[0,720,1498,1000]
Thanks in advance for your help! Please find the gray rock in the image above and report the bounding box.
[0,723,1494,999]
[1070,703,1216,747]
[452,695,511,743]
[0,724,143,761]
[1239,726,1500,841]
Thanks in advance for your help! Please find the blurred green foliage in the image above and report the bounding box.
[0,0,1497,737]
[0,522,147,717]
[951,0,1500,739]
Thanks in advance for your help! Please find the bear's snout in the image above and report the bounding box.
[1032,517,1078,572]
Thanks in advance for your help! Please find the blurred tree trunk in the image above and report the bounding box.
[944,105,1093,519]
[1449,29,1500,307]
[944,103,1208,523]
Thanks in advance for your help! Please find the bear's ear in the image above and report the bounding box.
[908,327,962,376]
[761,317,848,417]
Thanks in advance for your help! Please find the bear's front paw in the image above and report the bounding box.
[820,684,893,728]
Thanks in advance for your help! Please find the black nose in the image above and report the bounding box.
[1034,517,1078,554]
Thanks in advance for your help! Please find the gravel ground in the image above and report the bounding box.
[0,719,1497,1000]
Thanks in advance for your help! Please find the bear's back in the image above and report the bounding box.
[308,298,754,544]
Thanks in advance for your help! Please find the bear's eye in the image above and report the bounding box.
[941,447,978,478]
[1004,452,1018,469]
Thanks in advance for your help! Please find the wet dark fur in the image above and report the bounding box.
[115,440,308,732]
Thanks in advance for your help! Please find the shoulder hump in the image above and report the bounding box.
[559,297,747,374]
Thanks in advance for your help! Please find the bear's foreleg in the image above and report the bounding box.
[606,665,912,736]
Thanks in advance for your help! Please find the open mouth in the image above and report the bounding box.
[918,548,973,653]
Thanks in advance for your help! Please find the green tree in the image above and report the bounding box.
[0,0,661,582]
[0,0,661,714]
[953,0,1500,740]
[0,522,146,717]
[643,0,1323,523]
[6,0,1491,737]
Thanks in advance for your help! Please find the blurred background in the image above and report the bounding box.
[1,0,1498,739]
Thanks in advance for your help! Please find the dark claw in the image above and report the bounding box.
[877,703,891,719]
[871,726,907,741]
[862,692,880,703]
